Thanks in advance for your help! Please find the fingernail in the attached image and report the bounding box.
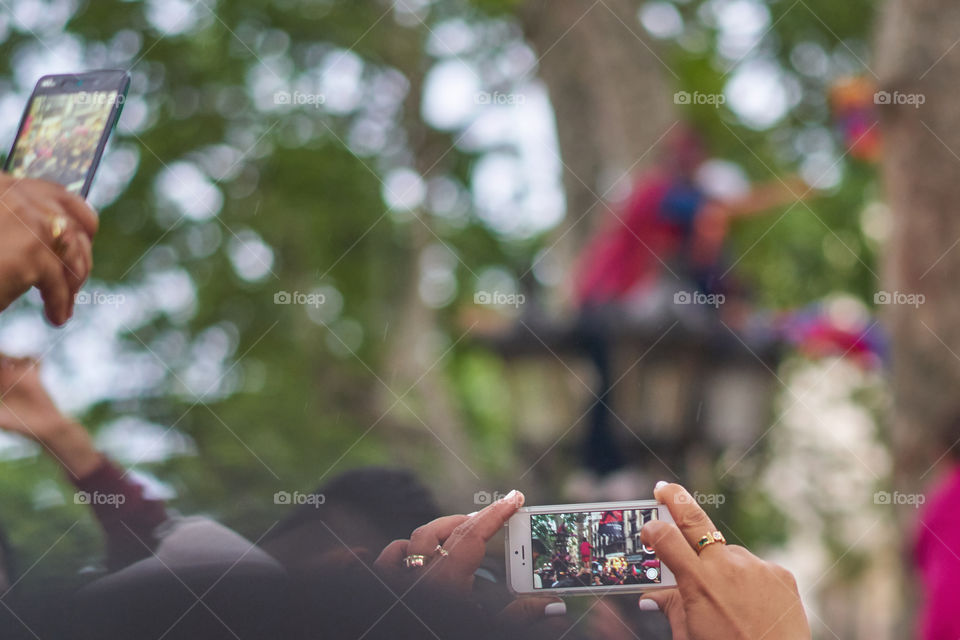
[466,511,478,517]
[544,602,566,617]
[502,489,524,506]
[638,599,659,611]
[654,481,669,491]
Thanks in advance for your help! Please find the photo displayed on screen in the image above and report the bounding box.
[7,90,117,194]
[530,508,662,589]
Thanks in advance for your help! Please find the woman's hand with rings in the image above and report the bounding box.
[375,490,565,624]
[0,174,98,325]
[638,482,811,640]
[375,489,525,592]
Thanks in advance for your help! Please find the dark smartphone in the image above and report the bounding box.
[3,69,130,198]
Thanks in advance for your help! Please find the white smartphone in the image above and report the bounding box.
[505,500,677,596]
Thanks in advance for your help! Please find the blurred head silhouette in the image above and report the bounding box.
[260,467,442,580]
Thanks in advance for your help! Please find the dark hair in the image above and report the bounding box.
[267,467,442,544]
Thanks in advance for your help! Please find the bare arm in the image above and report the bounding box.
[722,176,811,220]
[0,356,169,569]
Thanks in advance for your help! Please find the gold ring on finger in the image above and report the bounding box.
[49,215,69,254]
[403,554,427,569]
[696,531,726,554]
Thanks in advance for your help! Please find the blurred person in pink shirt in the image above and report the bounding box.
[913,417,960,640]
[914,441,960,640]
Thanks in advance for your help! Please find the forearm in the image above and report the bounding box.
[727,178,809,218]
[39,419,104,480]
[0,356,170,570]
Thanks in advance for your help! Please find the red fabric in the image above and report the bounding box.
[72,457,170,570]
[579,540,592,563]
[915,465,960,640]
[778,309,886,367]
[793,324,871,359]
[599,510,623,525]
[573,174,684,306]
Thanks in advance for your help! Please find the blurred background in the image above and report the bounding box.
[0,0,954,638]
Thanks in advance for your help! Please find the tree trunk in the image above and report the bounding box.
[876,0,960,634]
[877,0,960,492]
[520,0,675,279]
[378,45,478,500]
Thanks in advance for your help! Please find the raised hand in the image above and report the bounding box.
[639,482,811,640]
[0,174,98,325]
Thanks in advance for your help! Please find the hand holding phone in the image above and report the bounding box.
[0,70,126,324]
[0,174,97,324]
[505,500,677,595]
[507,484,810,639]
[376,489,527,595]
[639,482,811,640]
[374,490,565,622]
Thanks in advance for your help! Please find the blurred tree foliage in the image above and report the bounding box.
[0,0,878,586]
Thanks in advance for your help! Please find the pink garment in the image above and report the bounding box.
[914,464,960,640]
[572,173,680,306]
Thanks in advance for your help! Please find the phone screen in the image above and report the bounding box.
[530,507,662,589]
[6,89,121,195]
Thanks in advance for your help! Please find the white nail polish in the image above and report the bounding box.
[544,602,566,617]
[638,599,660,612]
[466,511,478,517]
[637,598,660,611]
[654,481,669,491]
[502,489,524,506]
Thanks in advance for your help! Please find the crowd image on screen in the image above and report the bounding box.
[531,508,662,589]
[7,91,116,193]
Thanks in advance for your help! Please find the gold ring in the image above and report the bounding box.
[696,531,726,554]
[434,544,449,557]
[403,554,427,569]
[49,215,69,254]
